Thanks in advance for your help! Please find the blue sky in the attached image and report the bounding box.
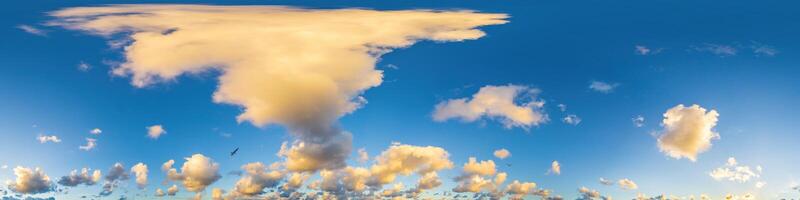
[1,0,799,199]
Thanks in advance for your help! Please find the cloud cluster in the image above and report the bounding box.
[36,135,60,144]
[657,104,720,161]
[709,157,761,183]
[163,154,222,192]
[231,162,284,196]
[50,5,506,175]
[433,85,547,129]
[6,167,53,194]
[57,168,101,187]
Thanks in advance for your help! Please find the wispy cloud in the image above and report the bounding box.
[691,43,737,57]
[750,41,778,57]
[17,24,47,36]
[37,134,61,143]
[589,81,619,93]
[635,45,662,55]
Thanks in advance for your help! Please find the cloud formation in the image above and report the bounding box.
[618,178,638,190]
[563,114,581,125]
[691,43,737,57]
[89,128,102,135]
[709,157,761,183]
[146,125,166,139]
[657,104,719,161]
[589,81,619,93]
[17,25,47,36]
[36,135,60,144]
[549,161,561,175]
[50,5,506,174]
[163,154,222,192]
[78,138,96,151]
[6,167,53,194]
[131,163,148,189]
[493,149,511,159]
[101,163,129,195]
[57,168,101,187]
[433,85,547,129]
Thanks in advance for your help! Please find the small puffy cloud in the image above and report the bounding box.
[755,181,766,189]
[78,62,92,72]
[633,115,645,127]
[36,135,60,144]
[433,85,547,129]
[101,163,129,195]
[232,162,284,196]
[493,149,511,159]
[709,157,760,183]
[599,178,613,185]
[212,188,225,200]
[563,114,581,125]
[549,161,561,175]
[167,184,179,196]
[589,81,619,93]
[657,104,719,161]
[78,138,97,151]
[6,166,53,194]
[368,144,454,187]
[691,43,737,57]
[17,25,46,36]
[89,128,102,135]
[618,178,638,190]
[557,104,567,112]
[357,148,369,164]
[163,154,222,192]
[146,125,166,139]
[57,168,101,187]
[635,45,662,55]
[155,188,166,197]
[131,163,148,189]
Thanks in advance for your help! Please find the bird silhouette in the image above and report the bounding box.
[230,147,239,157]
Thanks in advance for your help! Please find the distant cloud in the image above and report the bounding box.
[78,138,97,151]
[7,166,53,194]
[599,178,613,186]
[78,62,91,72]
[433,85,547,129]
[493,149,511,159]
[577,186,609,200]
[146,125,166,139]
[131,163,148,189]
[557,104,567,112]
[36,135,61,144]
[167,184,179,196]
[89,128,102,135]
[57,168,101,187]
[549,161,561,175]
[231,162,284,196]
[632,115,645,127]
[691,43,737,57]
[101,163,129,196]
[163,154,222,192]
[618,178,638,190]
[589,81,619,93]
[357,148,369,164]
[17,25,46,36]
[750,42,778,57]
[709,157,761,183]
[635,45,662,55]
[657,104,719,161]
[563,114,581,125]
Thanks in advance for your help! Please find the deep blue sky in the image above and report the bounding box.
[1,0,799,199]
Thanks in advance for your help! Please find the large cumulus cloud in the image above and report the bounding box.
[163,154,222,192]
[657,104,720,161]
[49,4,507,173]
[6,167,53,194]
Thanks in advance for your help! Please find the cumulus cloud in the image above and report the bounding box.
[231,162,284,196]
[89,128,102,135]
[211,188,225,200]
[493,149,511,159]
[167,184,179,196]
[368,144,453,188]
[57,168,101,187]
[17,25,47,36]
[577,186,611,200]
[709,157,761,183]
[131,163,148,189]
[452,157,503,193]
[657,104,720,161]
[78,138,96,151]
[433,85,547,129]
[691,43,737,57]
[36,135,60,144]
[50,4,506,173]
[589,81,619,93]
[163,154,222,192]
[146,125,166,139]
[618,178,638,190]
[505,180,538,200]
[6,166,53,194]
[549,161,561,175]
[154,188,165,197]
[101,163,129,195]
[78,62,92,72]
[563,114,581,125]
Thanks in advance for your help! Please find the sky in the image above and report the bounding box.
[1,0,799,200]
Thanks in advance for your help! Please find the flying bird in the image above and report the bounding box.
[230,147,239,157]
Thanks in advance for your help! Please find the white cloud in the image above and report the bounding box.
[635,45,662,55]
[709,157,760,183]
[599,178,613,185]
[452,157,503,193]
[57,168,101,187]
[549,161,561,175]
[493,149,511,159]
[89,128,102,135]
[657,104,719,161]
[232,162,284,196]
[131,163,148,189]
[78,62,92,71]
[618,178,638,190]
[563,114,581,125]
[155,188,166,197]
[146,125,166,139]
[368,144,453,188]
[433,85,547,129]
[557,104,567,112]
[691,43,737,57]
[7,166,53,194]
[167,184,179,196]
[632,115,645,127]
[589,81,619,93]
[17,25,46,36]
[755,181,766,189]
[750,42,778,56]
[79,138,97,151]
[50,5,506,173]
[163,154,222,192]
[505,180,538,200]
[36,135,60,144]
